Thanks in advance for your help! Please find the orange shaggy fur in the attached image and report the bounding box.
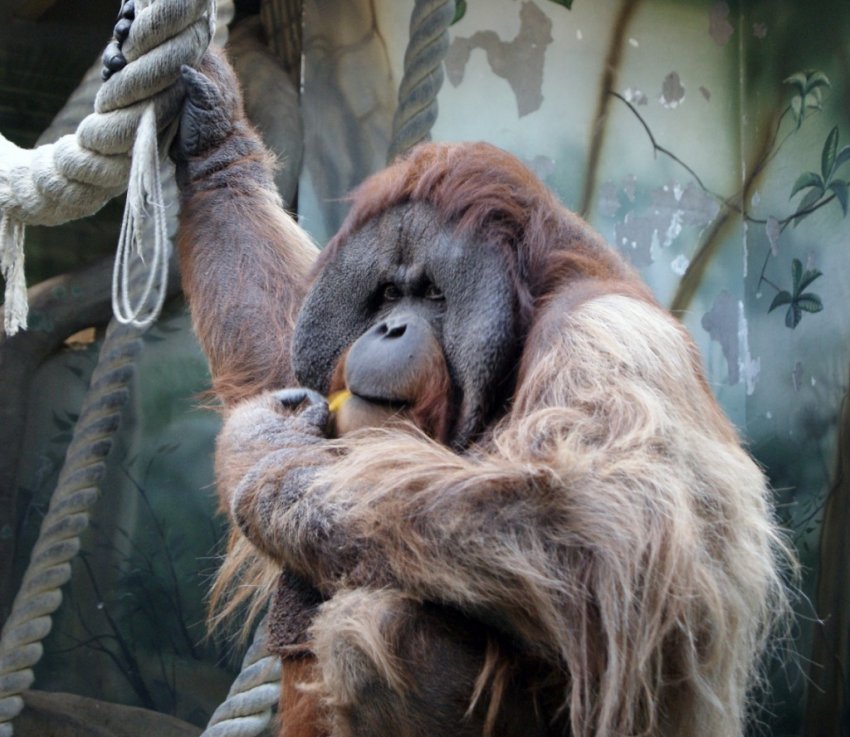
[175,52,789,737]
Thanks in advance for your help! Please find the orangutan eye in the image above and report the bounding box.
[383,284,402,302]
[424,283,444,301]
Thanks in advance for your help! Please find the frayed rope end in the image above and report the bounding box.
[1,213,28,336]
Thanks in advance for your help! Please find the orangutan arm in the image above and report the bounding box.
[172,50,317,407]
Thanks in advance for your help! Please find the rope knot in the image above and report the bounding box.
[0,0,216,335]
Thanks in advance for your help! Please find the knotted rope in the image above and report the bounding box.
[0,1,215,734]
[1,0,455,734]
[0,0,214,333]
[387,0,456,162]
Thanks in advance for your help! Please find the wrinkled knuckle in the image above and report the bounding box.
[303,388,329,408]
[114,17,132,43]
[102,42,126,74]
[272,389,329,430]
[119,0,135,20]
[302,405,330,432]
[274,388,309,408]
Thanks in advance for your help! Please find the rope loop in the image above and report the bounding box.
[0,0,214,334]
[0,3,216,733]
[111,104,171,328]
[0,0,213,227]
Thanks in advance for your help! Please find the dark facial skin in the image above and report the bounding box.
[344,311,444,404]
[292,202,520,447]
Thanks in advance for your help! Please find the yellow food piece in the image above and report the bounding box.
[327,389,353,414]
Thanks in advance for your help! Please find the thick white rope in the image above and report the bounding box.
[0,4,221,736]
[0,1,287,734]
[0,0,215,333]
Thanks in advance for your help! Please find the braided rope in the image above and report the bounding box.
[2,1,454,734]
[0,0,213,334]
[387,0,456,162]
[0,2,216,734]
[0,0,213,227]
[0,309,147,737]
[200,618,282,737]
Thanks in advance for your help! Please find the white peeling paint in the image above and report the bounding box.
[766,216,780,256]
[671,254,690,276]
[737,300,760,395]
[623,87,647,105]
[664,209,684,247]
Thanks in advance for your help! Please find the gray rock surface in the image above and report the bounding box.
[15,690,201,737]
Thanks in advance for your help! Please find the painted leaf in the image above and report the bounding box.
[790,171,823,199]
[783,71,808,92]
[452,0,467,24]
[804,89,823,112]
[805,70,831,92]
[834,145,850,173]
[829,180,849,216]
[798,267,823,294]
[822,126,839,180]
[796,294,824,313]
[768,290,794,312]
[786,303,802,329]
[790,95,803,127]
[793,188,824,225]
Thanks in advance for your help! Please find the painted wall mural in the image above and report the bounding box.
[9,0,849,733]
[301,2,850,733]
[301,5,850,735]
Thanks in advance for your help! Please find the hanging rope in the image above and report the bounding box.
[0,287,150,737]
[0,1,215,733]
[387,0,456,162]
[1,0,455,734]
[0,0,214,333]
[200,617,282,737]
